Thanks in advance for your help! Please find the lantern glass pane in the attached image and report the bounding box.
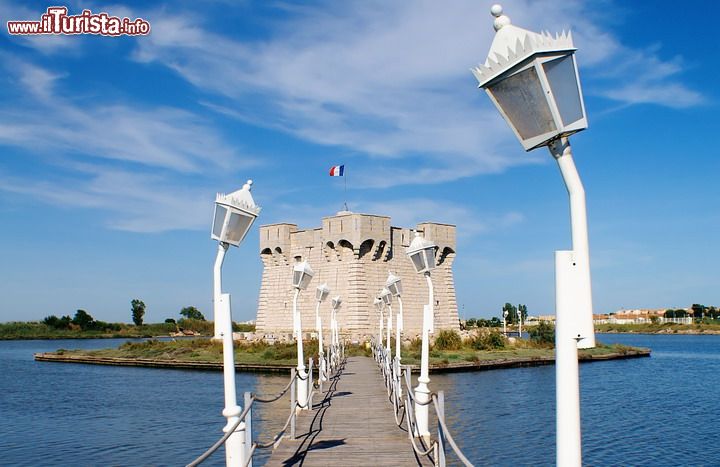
[293,270,303,288]
[212,205,227,239]
[543,55,583,127]
[410,252,425,273]
[488,66,556,140]
[424,248,436,271]
[299,273,313,290]
[225,211,253,245]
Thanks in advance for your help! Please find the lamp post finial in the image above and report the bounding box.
[490,4,510,31]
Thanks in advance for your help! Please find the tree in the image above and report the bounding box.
[503,303,518,324]
[665,309,675,318]
[164,318,176,324]
[72,309,95,330]
[43,315,72,330]
[180,306,206,321]
[131,299,146,326]
[518,304,528,322]
[691,304,706,319]
[466,318,477,328]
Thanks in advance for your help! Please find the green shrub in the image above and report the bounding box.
[232,322,256,332]
[529,321,555,346]
[408,337,422,351]
[177,318,214,334]
[434,329,462,350]
[471,330,506,350]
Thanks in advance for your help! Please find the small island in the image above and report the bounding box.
[34,325,650,373]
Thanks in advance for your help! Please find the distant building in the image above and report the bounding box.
[255,211,460,339]
[593,308,692,325]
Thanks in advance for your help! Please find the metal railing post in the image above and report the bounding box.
[319,355,324,394]
[244,392,253,467]
[308,357,314,410]
[290,369,297,439]
[437,391,447,467]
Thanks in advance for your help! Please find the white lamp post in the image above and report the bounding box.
[331,296,342,364]
[292,260,314,410]
[380,287,393,367]
[374,297,384,354]
[472,5,595,466]
[518,305,523,337]
[212,180,262,340]
[386,272,404,367]
[406,231,436,439]
[502,310,508,335]
[315,283,331,382]
[211,180,260,467]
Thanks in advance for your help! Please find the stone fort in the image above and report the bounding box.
[255,211,460,339]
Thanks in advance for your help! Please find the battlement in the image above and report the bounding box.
[255,211,459,339]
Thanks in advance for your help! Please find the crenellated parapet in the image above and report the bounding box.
[255,211,459,340]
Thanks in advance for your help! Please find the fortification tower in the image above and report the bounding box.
[255,211,459,340]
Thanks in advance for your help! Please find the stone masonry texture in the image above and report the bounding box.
[255,211,459,341]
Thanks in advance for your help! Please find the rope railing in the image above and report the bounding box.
[186,401,254,467]
[372,339,474,467]
[432,393,473,467]
[186,341,347,467]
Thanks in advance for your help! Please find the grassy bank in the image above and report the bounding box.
[49,338,368,367]
[401,342,644,367]
[0,320,255,340]
[595,322,720,334]
[0,321,174,340]
[38,337,645,371]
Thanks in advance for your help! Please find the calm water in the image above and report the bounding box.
[0,338,289,467]
[2,334,719,466]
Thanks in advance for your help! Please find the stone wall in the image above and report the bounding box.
[255,211,459,340]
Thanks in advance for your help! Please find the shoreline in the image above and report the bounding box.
[34,348,651,373]
[426,348,650,372]
[0,334,208,341]
[598,330,720,335]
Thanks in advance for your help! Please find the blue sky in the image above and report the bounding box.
[1,0,717,324]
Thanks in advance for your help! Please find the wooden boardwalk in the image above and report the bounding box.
[265,356,429,466]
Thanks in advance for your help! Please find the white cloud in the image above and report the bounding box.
[131,0,702,189]
[16,62,64,99]
[2,58,249,173]
[350,198,524,239]
[0,58,256,232]
[0,166,212,233]
[133,1,520,181]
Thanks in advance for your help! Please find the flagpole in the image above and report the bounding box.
[343,163,348,211]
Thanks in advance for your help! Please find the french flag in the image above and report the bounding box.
[329,165,345,176]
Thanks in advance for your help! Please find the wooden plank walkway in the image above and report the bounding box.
[265,356,429,466]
